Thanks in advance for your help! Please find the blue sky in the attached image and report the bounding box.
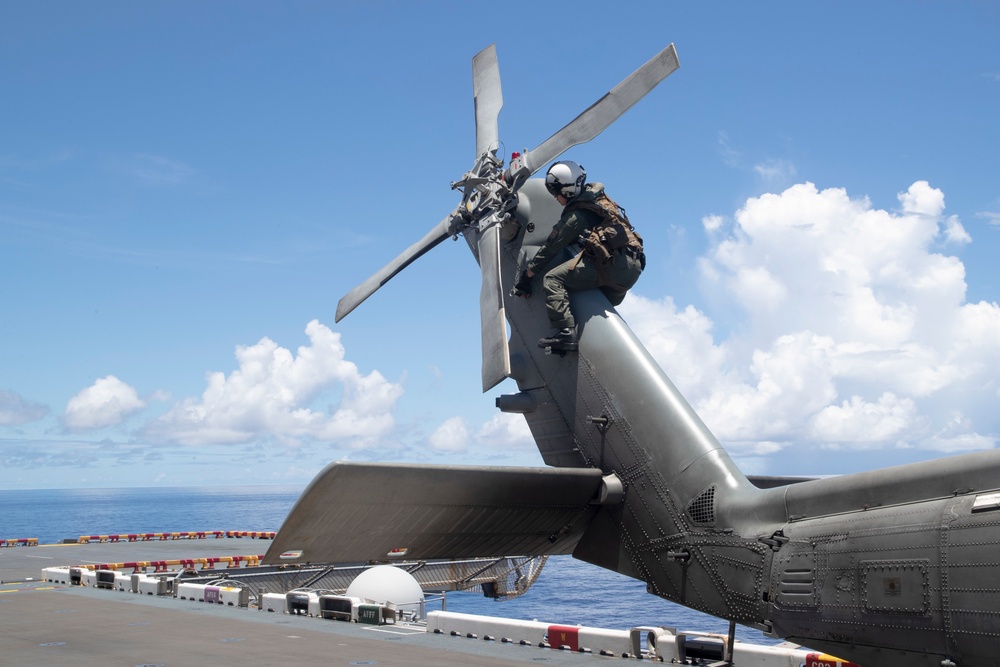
[2,2,999,489]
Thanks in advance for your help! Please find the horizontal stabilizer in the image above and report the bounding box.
[263,463,605,565]
[747,475,817,489]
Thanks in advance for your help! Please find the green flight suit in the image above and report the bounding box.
[526,183,644,330]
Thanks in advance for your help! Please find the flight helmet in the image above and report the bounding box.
[545,161,587,200]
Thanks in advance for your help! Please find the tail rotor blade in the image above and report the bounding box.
[478,224,511,392]
[336,210,460,322]
[473,44,503,157]
[472,45,510,390]
[522,43,679,174]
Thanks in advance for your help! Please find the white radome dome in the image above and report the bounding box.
[346,565,424,616]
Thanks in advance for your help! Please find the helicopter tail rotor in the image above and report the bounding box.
[506,44,680,189]
[473,44,502,158]
[471,45,512,392]
[336,43,680,393]
[335,209,462,323]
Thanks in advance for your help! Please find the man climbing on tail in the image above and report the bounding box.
[512,161,645,351]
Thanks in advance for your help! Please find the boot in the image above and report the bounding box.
[538,327,578,351]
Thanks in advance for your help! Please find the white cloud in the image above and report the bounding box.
[64,376,145,431]
[703,182,973,345]
[624,180,1000,458]
[898,180,944,217]
[621,294,728,403]
[808,393,918,445]
[702,214,724,234]
[943,216,971,244]
[921,432,997,453]
[697,331,839,443]
[732,265,788,313]
[476,412,534,451]
[0,390,49,426]
[146,320,404,447]
[428,412,535,456]
[429,416,469,452]
[898,181,970,245]
[754,158,797,184]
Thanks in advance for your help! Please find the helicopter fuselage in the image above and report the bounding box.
[494,179,1000,667]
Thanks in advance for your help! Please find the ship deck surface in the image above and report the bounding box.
[0,540,587,666]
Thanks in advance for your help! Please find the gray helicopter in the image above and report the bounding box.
[265,44,1000,667]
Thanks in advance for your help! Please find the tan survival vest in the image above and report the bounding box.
[565,187,644,266]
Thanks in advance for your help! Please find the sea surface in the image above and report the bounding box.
[0,485,776,645]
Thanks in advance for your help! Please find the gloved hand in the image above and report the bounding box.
[511,270,533,298]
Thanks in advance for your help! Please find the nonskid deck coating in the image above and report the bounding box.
[0,540,594,666]
[0,537,273,583]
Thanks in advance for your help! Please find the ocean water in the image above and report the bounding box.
[0,485,776,645]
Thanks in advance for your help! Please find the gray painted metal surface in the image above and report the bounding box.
[265,463,603,563]
[324,43,1000,666]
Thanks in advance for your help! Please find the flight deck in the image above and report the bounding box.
[0,539,594,666]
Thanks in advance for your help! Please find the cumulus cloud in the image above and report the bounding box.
[477,412,534,451]
[622,180,1000,458]
[429,416,469,452]
[64,376,145,431]
[426,412,535,457]
[0,390,49,426]
[702,215,725,234]
[942,217,972,244]
[146,320,403,448]
[898,180,944,217]
[808,393,918,445]
[623,294,729,399]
